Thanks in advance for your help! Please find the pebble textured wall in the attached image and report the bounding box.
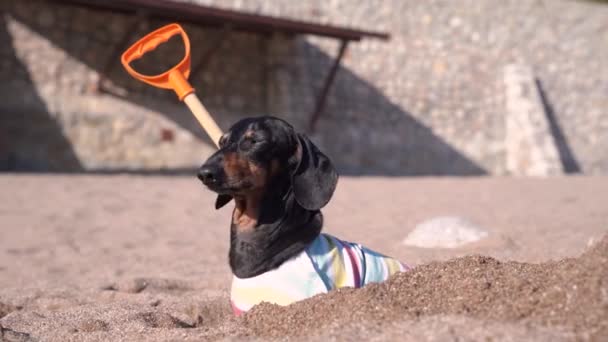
[1,0,606,175]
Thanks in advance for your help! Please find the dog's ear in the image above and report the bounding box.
[290,134,338,210]
[215,194,233,209]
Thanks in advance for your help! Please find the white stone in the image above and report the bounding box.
[403,216,488,249]
[449,17,462,28]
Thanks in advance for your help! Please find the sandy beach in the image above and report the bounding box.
[1,174,607,341]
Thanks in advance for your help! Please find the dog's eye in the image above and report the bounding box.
[239,138,253,151]
[239,136,262,151]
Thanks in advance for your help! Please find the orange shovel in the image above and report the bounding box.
[121,23,223,148]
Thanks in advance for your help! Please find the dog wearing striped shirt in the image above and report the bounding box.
[197,116,409,315]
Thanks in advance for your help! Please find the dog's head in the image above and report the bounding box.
[197,116,338,215]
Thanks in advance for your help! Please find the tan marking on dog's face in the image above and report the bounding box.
[223,152,246,179]
[223,152,267,190]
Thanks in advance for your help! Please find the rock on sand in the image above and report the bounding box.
[403,216,489,248]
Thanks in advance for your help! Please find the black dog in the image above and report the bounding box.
[198,116,407,315]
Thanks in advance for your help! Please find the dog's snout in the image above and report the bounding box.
[198,165,220,185]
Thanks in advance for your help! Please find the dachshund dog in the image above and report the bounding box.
[198,116,409,315]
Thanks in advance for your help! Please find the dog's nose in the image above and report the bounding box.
[197,165,219,185]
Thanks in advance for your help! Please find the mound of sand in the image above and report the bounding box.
[242,235,608,340]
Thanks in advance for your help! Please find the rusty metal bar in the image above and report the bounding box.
[309,39,348,132]
[190,26,232,80]
[52,0,389,41]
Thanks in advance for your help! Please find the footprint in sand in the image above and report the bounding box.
[101,278,193,294]
[134,311,193,329]
[75,319,109,333]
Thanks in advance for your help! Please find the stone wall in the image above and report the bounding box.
[189,0,608,175]
[1,0,607,175]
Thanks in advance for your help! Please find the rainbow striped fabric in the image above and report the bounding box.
[231,233,410,315]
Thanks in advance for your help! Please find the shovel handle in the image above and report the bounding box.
[183,93,222,148]
[121,23,224,147]
[121,23,193,100]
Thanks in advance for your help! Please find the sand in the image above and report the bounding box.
[0,175,607,341]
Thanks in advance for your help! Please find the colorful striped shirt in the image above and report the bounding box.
[231,233,410,315]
